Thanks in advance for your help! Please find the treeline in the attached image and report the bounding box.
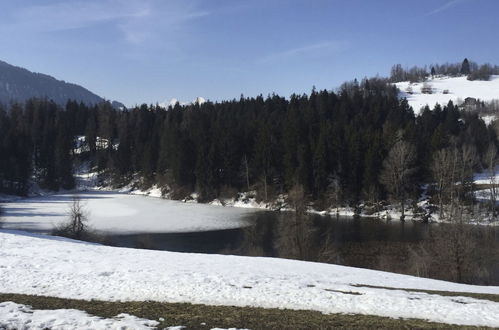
[390,58,499,83]
[0,79,495,212]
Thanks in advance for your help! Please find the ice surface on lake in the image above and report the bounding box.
[1,191,257,234]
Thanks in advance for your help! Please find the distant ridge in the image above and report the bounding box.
[0,60,119,107]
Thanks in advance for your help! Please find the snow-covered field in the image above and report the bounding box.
[1,230,499,327]
[0,191,256,234]
[0,301,243,330]
[396,75,499,114]
[0,301,159,330]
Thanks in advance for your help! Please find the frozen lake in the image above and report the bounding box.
[3,190,499,284]
[1,191,257,234]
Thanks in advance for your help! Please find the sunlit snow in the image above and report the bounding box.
[0,191,256,234]
[396,75,499,114]
[1,230,499,327]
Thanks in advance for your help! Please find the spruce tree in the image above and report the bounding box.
[461,58,471,75]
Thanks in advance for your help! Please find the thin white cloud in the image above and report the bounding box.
[116,7,210,45]
[424,0,468,17]
[8,0,209,45]
[258,41,349,64]
[12,1,149,31]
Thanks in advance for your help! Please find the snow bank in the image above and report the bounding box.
[0,301,241,329]
[474,165,499,185]
[1,230,499,327]
[396,75,499,114]
[0,191,256,234]
[0,301,158,330]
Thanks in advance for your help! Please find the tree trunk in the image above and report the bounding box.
[400,199,405,221]
[244,155,250,190]
[263,174,268,202]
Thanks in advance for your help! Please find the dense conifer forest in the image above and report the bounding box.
[0,77,495,215]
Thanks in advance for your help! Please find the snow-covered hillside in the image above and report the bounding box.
[1,230,499,327]
[396,75,499,114]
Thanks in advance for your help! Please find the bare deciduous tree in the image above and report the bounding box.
[407,244,431,278]
[380,139,417,220]
[274,212,317,261]
[55,196,89,239]
[460,145,478,193]
[68,196,88,239]
[432,145,478,221]
[326,174,342,215]
[239,154,250,191]
[431,222,477,283]
[0,204,4,228]
[484,144,498,216]
[431,148,453,219]
[450,145,478,222]
[287,183,306,215]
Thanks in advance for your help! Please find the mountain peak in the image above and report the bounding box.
[193,96,206,105]
[158,97,206,108]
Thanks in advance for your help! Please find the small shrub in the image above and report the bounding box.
[219,185,238,200]
[420,83,433,94]
[467,64,492,81]
[254,178,277,203]
[468,70,491,81]
[135,234,157,249]
[53,196,89,240]
[169,184,191,200]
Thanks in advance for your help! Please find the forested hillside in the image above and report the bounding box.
[1,78,495,219]
[0,60,106,106]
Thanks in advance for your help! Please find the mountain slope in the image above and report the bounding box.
[396,75,499,114]
[0,60,104,106]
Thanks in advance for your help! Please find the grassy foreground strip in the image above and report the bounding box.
[0,293,492,330]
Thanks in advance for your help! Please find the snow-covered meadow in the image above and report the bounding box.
[0,191,257,234]
[396,75,499,114]
[0,301,160,330]
[1,230,499,327]
[0,300,246,330]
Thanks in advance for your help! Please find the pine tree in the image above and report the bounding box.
[54,112,75,189]
[461,58,470,75]
[253,123,273,201]
[312,124,328,196]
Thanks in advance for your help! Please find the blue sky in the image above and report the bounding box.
[0,0,498,106]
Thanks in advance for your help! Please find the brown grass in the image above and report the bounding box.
[0,293,494,329]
